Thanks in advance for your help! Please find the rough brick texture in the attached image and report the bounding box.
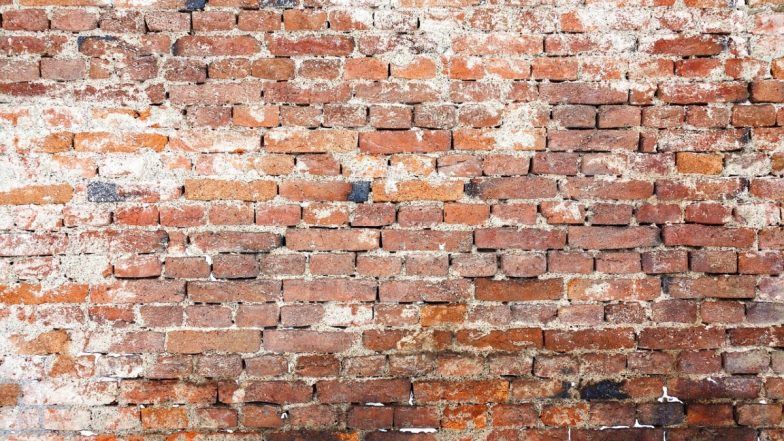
[1,0,784,439]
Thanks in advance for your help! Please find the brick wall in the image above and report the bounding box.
[1,0,784,439]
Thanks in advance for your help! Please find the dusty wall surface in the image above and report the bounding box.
[1,0,784,439]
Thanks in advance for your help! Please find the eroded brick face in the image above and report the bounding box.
[0,0,784,439]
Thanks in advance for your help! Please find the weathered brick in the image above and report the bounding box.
[220,381,312,404]
[639,327,726,350]
[414,380,510,402]
[174,36,260,56]
[166,330,261,354]
[317,379,410,404]
[264,330,353,353]
[359,130,450,154]
[286,229,379,251]
[265,128,357,153]
[74,132,167,153]
[283,279,376,302]
[475,228,566,250]
[456,328,543,351]
[373,181,464,202]
[467,177,557,199]
[567,278,660,301]
[267,35,354,56]
[189,280,280,303]
[475,278,562,301]
[663,225,755,248]
[568,226,660,249]
[380,280,470,302]
[190,232,279,253]
[0,184,73,205]
[382,230,472,252]
[545,329,636,352]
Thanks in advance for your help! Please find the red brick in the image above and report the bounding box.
[567,278,660,301]
[190,232,278,253]
[0,184,73,205]
[659,82,749,104]
[475,278,562,301]
[380,280,470,302]
[568,226,659,249]
[382,230,472,252]
[166,330,261,354]
[475,228,566,250]
[752,80,784,103]
[286,229,378,251]
[188,280,280,303]
[646,35,725,56]
[267,35,354,56]
[540,83,627,105]
[639,327,725,350]
[453,34,542,55]
[317,379,410,404]
[668,275,756,299]
[359,130,450,154]
[414,380,509,402]
[174,36,260,56]
[468,177,557,199]
[456,329,543,351]
[548,130,639,151]
[283,279,375,302]
[279,179,351,201]
[220,381,312,404]
[663,225,755,248]
[545,329,636,352]
[264,330,353,353]
[141,408,188,429]
[41,59,86,81]
[348,406,393,429]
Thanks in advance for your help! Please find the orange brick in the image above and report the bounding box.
[372,181,463,202]
[0,184,73,205]
[184,179,277,201]
[677,152,724,175]
[74,132,167,153]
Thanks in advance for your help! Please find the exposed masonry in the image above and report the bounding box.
[0,0,784,440]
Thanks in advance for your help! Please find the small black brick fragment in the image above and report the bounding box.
[348,181,371,203]
[259,0,298,7]
[741,128,752,144]
[661,276,673,295]
[87,182,123,203]
[580,380,629,400]
[184,0,207,11]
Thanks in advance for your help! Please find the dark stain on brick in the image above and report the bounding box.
[637,402,685,426]
[87,181,124,203]
[554,381,572,399]
[580,380,629,400]
[464,181,480,198]
[347,181,371,203]
[77,35,116,49]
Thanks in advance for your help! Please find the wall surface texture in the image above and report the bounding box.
[1,0,784,439]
